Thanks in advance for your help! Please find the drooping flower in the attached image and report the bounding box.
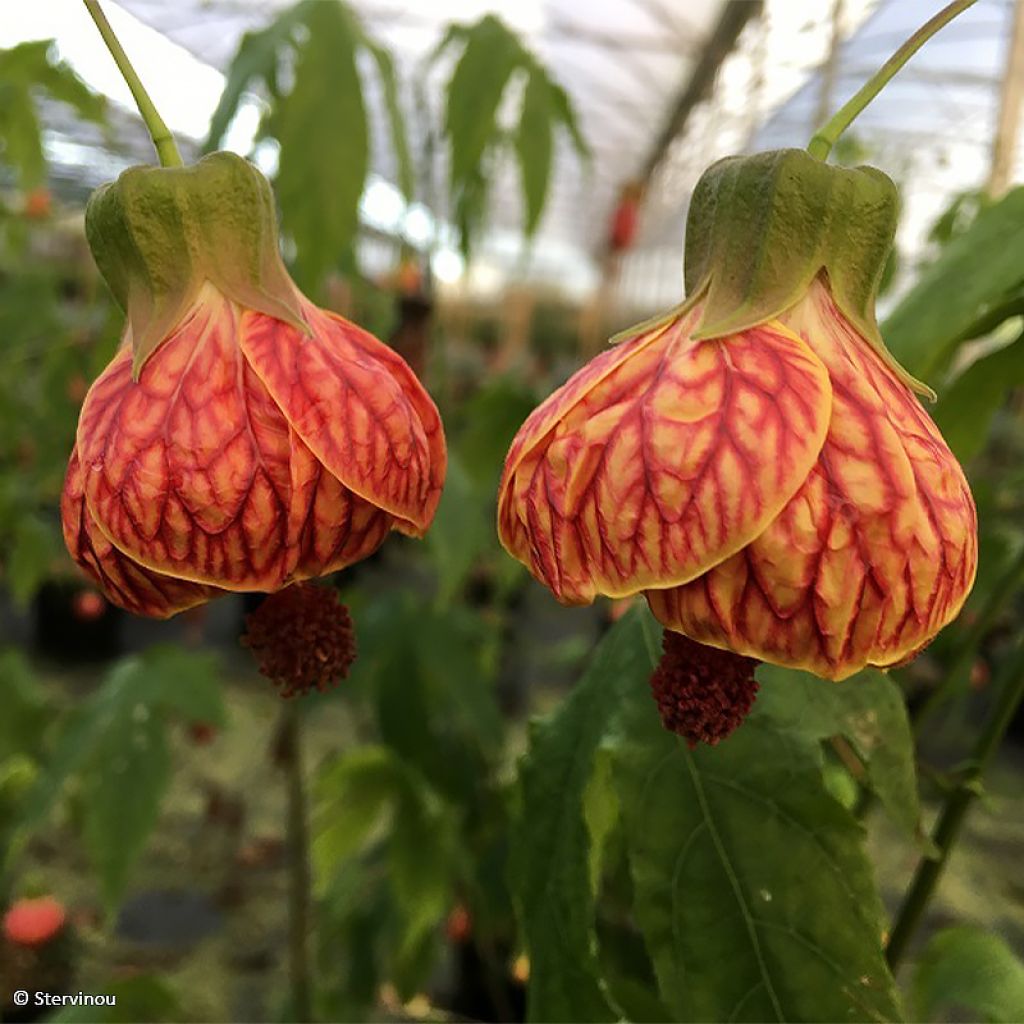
[498,149,976,681]
[62,153,446,618]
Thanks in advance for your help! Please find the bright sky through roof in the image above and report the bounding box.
[0,0,229,141]
[0,0,469,279]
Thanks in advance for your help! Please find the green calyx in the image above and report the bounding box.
[681,148,930,398]
[85,151,309,377]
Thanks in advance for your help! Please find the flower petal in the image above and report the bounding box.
[648,280,977,680]
[240,303,446,535]
[76,288,301,590]
[62,447,217,618]
[287,435,393,578]
[498,305,833,603]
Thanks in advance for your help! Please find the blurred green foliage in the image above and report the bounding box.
[0,40,106,189]
[2,14,1024,1023]
[912,926,1024,1023]
[0,42,115,607]
[433,14,588,256]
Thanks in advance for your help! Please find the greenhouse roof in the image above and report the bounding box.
[2,0,1022,302]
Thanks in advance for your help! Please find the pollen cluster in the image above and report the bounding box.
[242,584,356,698]
[649,630,759,748]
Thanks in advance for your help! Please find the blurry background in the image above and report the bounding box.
[2,1,1024,1021]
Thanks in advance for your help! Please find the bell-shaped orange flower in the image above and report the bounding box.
[498,150,976,680]
[62,154,445,618]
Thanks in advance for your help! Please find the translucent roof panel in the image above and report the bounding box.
[110,0,735,283]
[620,0,1020,312]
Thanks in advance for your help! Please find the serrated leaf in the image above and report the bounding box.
[510,608,657,1023]
[613,665,903,1022]
[270,1,367,290]
[756,664,921,839]
[884,186,1024,378]
[516,71,553,236]
[934,327,1024,462]
[912,926,1024,1023]
[81,700,172,911]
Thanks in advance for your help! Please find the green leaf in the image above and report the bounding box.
[613,667,902,1022]
[516,71,553,236]
[509,608,658,1022]
[912,926,1024,1023]
[444,16,524,190]
[547,79,589,160]
[14,653,209,908]
[388,780,455,980]
[934,328,1024,463]
[456,377,538,490]
[204,3,309,150]
[0,40,106,187]
[756,664,921,838]
[135,646,226,726]
[81,696,172,911]
[426,453,491,605]
[356,594,499,801]
[312,745,402,888]
[269,1,368,290]
[0,648,49,759]
[6,513,59,606]
[362,39,414,200]
[0,87,45,186]
[312,744,454,994]
[883,186,1024,378]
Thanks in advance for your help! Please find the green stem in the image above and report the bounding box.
[281,701,314,1021]
[885,641,1024,970]
[807,0,977,161]
[82,0,183,168]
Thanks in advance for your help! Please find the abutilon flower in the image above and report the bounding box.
[498,149,976,681]
[61,153,445,618]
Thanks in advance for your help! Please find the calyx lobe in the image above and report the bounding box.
[85,151,309,377]
[681,148,930,397]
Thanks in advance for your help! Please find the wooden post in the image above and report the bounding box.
[814,0,845,133]
[989,0,1024,198]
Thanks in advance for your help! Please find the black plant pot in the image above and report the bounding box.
[32,580,123,663]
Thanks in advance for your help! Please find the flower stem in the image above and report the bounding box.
[807,0,977,161]
[281,700,314,1021]
[82,0,183,168]
[885,640,1024,970]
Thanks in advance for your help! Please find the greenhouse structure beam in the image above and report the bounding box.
[639,0,763,184]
